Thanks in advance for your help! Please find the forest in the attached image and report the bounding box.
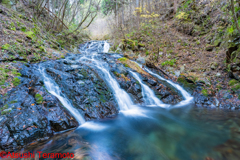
[1,0,240,159]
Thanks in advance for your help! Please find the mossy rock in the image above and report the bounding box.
[229,79,239,86]
[177,75,196,93]
[1,109,12,115]
[0,104,8,111]
[80,69,88,77]
[232,83,240,92]
[201,89,208,96]
[2,44,10,50]
[118,57,149,75]
[118,57,128,62]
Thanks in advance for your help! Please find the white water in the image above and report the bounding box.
[136,63,193,106]
[129,71,165,106]
[78,42,135,110]
[39,67,85,125]
[79,56,134,111]
[103,41,110,53]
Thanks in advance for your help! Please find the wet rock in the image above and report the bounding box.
[0,68,78,150]
[147,79,157,86]
[177,75,196,94]
[221,90,233,99]
[45,61,119,121]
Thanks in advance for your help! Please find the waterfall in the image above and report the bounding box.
[39,67,86,125]
[79,56,134,111]
[136,63,193,106]
[103,41,110,53]
[129,71,165,106]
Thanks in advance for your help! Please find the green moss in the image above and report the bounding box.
[25,31,35,40]
[124,64,129,68]
[12,77,21,86]
[146,51,149,55]
[232,84,240,92]
[201,89,208,96]
[1,86,6,89]
[35,93,43,104]
[2,44,10,50]
[39,46,46,52]
[99,95,106,103]
[0,104,8,111]
[113,71,120,77]
[229,79,239,86]
[9,100,17,104]
[2,0,11,8]
[16,39,23,43]
[12,70,21,76]
[177,76,196,91]
[80,69,88,77]
[1,109,12,115]
[161,59,176,66]
[118,57,128,62]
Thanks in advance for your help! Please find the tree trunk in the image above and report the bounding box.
[136,0,140,29]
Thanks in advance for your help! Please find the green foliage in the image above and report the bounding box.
[35,93,43,104]
[12,70,21,76]
[229,79,239,86]
[21,26,26,32]
[161,59,176,66]
[227,25,235,35]
[2,0,11,8]
[201,89,208,96]
[2,44,10,50]
[146,51,149,55]
[25,31,36,40]
[176,12,189,20]
[12,77,21,86]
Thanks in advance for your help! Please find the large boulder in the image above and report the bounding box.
[0,68,78,151]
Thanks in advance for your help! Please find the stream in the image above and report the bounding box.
[16,41,240,160]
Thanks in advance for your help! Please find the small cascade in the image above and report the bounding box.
[103,41,110,53]
[136,63,193,105]
[39,67,85,125]
[129,71,166,107]
[80,41,110,54]
[80,56,134,110]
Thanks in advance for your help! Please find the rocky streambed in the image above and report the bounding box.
[0,41,239,152]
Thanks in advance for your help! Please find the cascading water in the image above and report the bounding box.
[129,71,167,107]
[136,63,193,106]
[77,41,135,111]
[24,41,234,160]
[103,41,110,53]
[79,56,134,111]
[39,67,85,125]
